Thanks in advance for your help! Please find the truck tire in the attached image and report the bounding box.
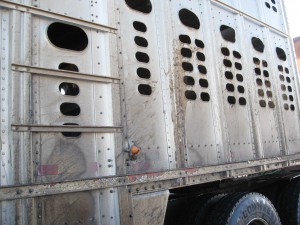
[278,179,300,225]
[205,192,281,225]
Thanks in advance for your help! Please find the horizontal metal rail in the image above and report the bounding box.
[1,153,300,201]
[11,124,122,133]
[12,64,120,84]
[0,0,117,33]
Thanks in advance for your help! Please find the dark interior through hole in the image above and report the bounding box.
[256,78,263,86]
[253,57,260,65]
[280,75,285,81]
[223,59,232,68]
[267,91,273,98]
[268,101,275,108]
[284,103,289,110]
[136,52,150,63]
[135,36,148,47]
[182,62,194,72]
[62,123,81,138]
[138,84,152,95]
[281,84,286,91]
[235,62,242,70]
[199,79,208,88]
[179,35,191,44]
[251,37,265,53]
[291,105,295,111]
[181,48,192,58]
[178,9,200,30]
[263,70,269,77]
[258,89,264,97]
[196,52,205,61]
[286,77,291,83]
[221,47,230,56]
[133,21,147,32]
[265,80,271,88]
[233,51,241,59]
[272,6,277,12]
[185,90,197,100]
[137,67,151,79]
[195,39,205,48]
[226,83,235,92]
[184,76,195,86]
[236,74,243,82]
[220,25,236,43]
[285,68,290,74]
[271,0,276,4]
[225,71,233,80]
[262,60,268,67]
[125,0,152,13]
[288,86,292,92]
[238,86,245,93]
[228,96,236,105]
[265,2,270,8]
[255,68,261,75]
[201,92,210,101]
[60,103,81,116]
[289,95,294,101]
[198,65,207,74]
[276,47,287,61]
[59,63,79,72]
[278,65,283,71]
[282,94,288,100]
[59,82,80,96]
[260,100,267,107]
[239,97,246,106]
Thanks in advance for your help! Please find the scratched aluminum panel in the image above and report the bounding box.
[268,31,300,155]
[243,19,282,158]
[211,4,255,162]
[118,1,173,173]
[168,0,221,167]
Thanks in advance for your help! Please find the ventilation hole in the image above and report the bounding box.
[267,91,273,98]
[221,47,230,56]
[265,80,271,88]
[198,65,207,74]
[256,78,263,86]
[272,6,277,12]
[58,63,79,72]
[199,79,209,88]
[271,0,276,4]
[225,71,234,80]
[238,86,245,94]
[288,86,292,92]
[138,84,152,95]
[280,75,285,81]
[134,36,148,47]
[239,97,247,106]
[284,103,289,110]
[255,68,261,75]
[276,47,287,61]
[133,21,147,32]
[235,62,242,70]
[179,35,191,44]
[62,123,81,138]
[185,90,197,100]
[196,52,205,61]
[281,84,286,91]
[236,74,243,82]
[228,96,236,105]
[258,89,264,97]
[182,62,194,72]
[220,25,236,43]
[253,58,260,65]
[59,83,79,96]
[184,76,195,86]
[285,68,290,74]
[136,52,150,63]
[262,60,268,67]
[178,9,200,29]
[260,100,267,107]
[269,101,275,108]
[226,83,235,92]
[265,2,270,8]
[286,77,291,83]
[263,70,269,77]
[251,37,265,53]
[289,95,294,101]
[278,65,283,72]
[291,105,295,111]
[181,48,192,58]
[47,22,88,51]
[223,59,232,68]
[125,0,152,13]
[282,94,288,100]
[233,51,241,59]
[137,67,151,79]
[195,39,205,48]
[60,103,81,116]
[201,92,210,101]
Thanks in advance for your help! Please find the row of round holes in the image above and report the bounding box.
[278,64,295,111]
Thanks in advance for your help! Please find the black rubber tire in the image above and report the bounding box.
[205,192,281,225]
[278,179,300,225]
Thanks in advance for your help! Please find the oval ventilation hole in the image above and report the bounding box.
[136,52,150,63]
[255,68,261,75]
[195,39,205,48]
[59,82,79,96]
[284,103,289,110]
[265,2,271,8]
[220,25,236,43]
[60,103,81,116]
[289,95,294,101]
[271,0,276,4]
[236,74,243,82]
[253,57,260,65]
[201,92,210,102]
[184,76,195,86]
[238,86,245,94]
[239,97,247,106]
[268,101,275,108]
[59,63,79,72]
[135,36,148,47]
[281,84,286,91]
[178,9,200,30]
[288,86,292,92]
[256,78,263,86]
[221,47,230,56]
[267,91,273,98]
[278,65,283,72]
[223,59,232,68]
[225,71,233,80]
[263,70,269,77]
[62,123,81,138]
[137,67,151,79]
[228,96,236,105]
[272,6,277,12]
[251,37,265,53]
[285,68,290,74]
[48,22,88,51]
[181,48,192,58]
[282,94,288,100]
[276,47,287,61]
[286,77,291,83]
[185,90,197,100]
[262,60,268,67]
[235,62,242,70]
[199,79,208,88]
[233,51,241,59]
[179,35,191,44]
[198,65,207,74]
[260,100,267,108]
[280,75,285,81]
[125,0,152,13]
[258,89,264,97]
[291,105,295,111]
[133,21,147,32]
[182,62,194,72]
[138,84,152,95]
[196,52,205,61]
[226,83,234,92]
[265,80,271,88]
